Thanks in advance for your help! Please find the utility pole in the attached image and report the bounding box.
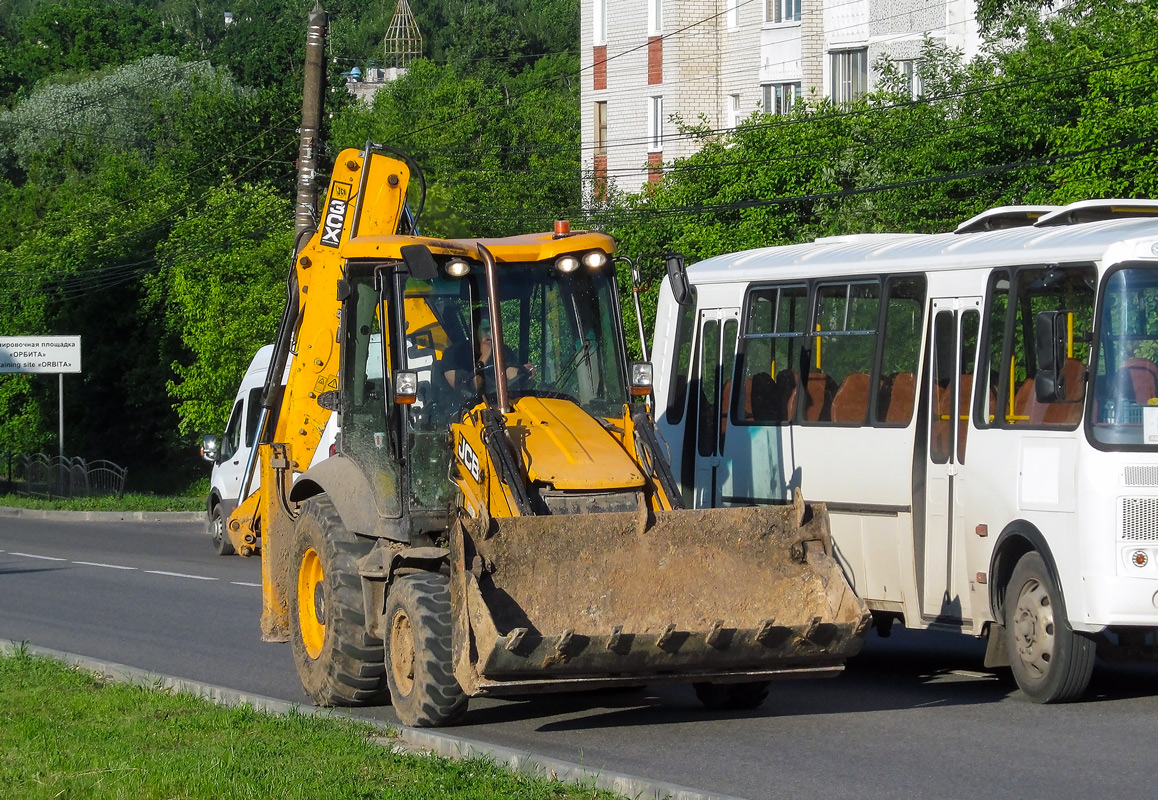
[295,3,328,246]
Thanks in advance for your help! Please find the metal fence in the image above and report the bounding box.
[1,452,127,499]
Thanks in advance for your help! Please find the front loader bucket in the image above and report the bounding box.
[448,498,871,696]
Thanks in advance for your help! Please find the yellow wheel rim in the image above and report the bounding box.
[389,609,415,697]
[297,547,326,659]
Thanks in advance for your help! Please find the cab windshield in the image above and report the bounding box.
[1091,265,1158,448]
[400,261,628,426]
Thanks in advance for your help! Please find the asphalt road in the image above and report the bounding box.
[2,515,1157,800]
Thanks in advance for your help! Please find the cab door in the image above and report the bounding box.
[691,309,739,507]
[922,297,982,624]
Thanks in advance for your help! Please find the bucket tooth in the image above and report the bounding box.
[607,625,623,651]
[656,624,676,649]
[555,629,573,653]
[755,619,776,644]
[803,616,822,641]
[705,620,725,648]
[504,627,528,652]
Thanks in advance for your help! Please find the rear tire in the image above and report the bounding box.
[288,495,388,706]
[209,503,235,556]
[693,681,770,711]
[384,572,468,727]
[1005,551,1095,703]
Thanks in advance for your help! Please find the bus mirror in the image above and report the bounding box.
[666,252,692,306]
[401,244,438,281]
[1034,310,1069,402]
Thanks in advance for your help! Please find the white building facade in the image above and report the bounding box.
[581,0,980,196]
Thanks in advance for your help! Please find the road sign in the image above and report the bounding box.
[0,336,82,374]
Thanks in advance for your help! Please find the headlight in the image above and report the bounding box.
[556,254,580,273]
[582,250,608,268]
[630,361,654,396]
[446,258,471,277]
[394,370,418,404]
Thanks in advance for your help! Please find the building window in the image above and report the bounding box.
[727,94,742,129]
[762,82,801,115]
[898,59,922,99]
[648,0,662,35]
[727,0,740,29]
[831,48,868,105]
[593,0,607,45]
[594,101,608,156]
[648,95,664,152]
[764,0,801,24]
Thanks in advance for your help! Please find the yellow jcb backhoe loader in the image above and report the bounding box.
[229,143,870,726]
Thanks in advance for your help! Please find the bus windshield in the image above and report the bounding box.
[1092,265,1158,447]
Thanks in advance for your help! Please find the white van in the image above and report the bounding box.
[201,345,276,555]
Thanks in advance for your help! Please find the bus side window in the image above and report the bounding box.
[999,265,1095,428]
[813,281,879,425]
[875,275,926,426]
[738,284,807,424]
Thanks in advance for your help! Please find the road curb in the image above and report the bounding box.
[0,507,202,523]
[0,639,748,800]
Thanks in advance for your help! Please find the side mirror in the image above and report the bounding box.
[1035,310,1070,402]
[400,244,438,281]
[665,252,693,307]
[200,434,219,463]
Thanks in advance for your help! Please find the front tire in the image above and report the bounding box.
[209,503,235,556]
[384,572,467,727]
[1005,551,1095,703]
[693,681,770,711]
[288,495,388,706]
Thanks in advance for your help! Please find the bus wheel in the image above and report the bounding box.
[1005,551,1094,703]
[289,495,388,706]
[693,681,771,711]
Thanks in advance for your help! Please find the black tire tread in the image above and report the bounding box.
[210,503,236,556]
[693,680,770,711]
[289,495,388,706]
[1005,551,1095,704]
[385,572,468,727]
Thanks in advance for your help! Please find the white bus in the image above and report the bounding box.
[651,200,1158,702]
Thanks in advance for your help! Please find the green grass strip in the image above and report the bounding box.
[0,648,615,800]
[0,493,202,512]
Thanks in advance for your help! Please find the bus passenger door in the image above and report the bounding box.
[922,297,981,625]
[691,309,739,508]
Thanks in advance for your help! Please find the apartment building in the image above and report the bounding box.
[581,0,980,196]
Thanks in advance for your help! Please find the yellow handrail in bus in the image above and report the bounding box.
[815,324,822,370]
[1007,354,1029,422]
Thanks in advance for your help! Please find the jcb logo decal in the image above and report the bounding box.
[457,434,482,483]
[319,183,352,248]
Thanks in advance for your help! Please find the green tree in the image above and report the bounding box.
[148,179,292,436]
[5,0,181,97]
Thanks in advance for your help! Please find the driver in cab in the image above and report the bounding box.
[442,317,534,396]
